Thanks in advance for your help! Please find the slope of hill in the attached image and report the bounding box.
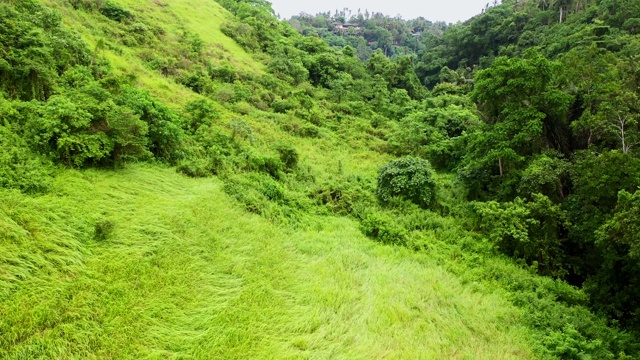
[1,165,538,359]
[1,0,639,359]
[39,0,262,105]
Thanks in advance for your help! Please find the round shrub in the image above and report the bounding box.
[100,1,133,23]
[377,156,436,209]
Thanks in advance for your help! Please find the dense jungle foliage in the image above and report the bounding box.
[289,0,640,335]
[1,0,640,358]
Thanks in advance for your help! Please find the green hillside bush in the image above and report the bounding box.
[0,126,52,194]
[274,143,299,172]
[100,1,133,23]
[377,157,436,209]
[360,211,408,246]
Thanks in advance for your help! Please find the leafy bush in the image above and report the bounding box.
[220,21,258,51]
[274,143,299,172]
[472,194,569,277]
[115,86,185,163]
[0,126,52,193]
[259,177,286,202]
[208,63,238,83]
[310,175,376,216]
[94,218,115,241]
[180,69,209,94]
[0,2,91,101]
[100,1,133,23]
[20,86,151,167]
[377,156,436,209]
[267,55,309,84]
[587,190,640,331]
[360,211,408,246]
[230,118,255,143]
[192,126,236,174]
[233,101,253,115]
[222,173,310,225]
[271,99,297,113]
[176,158,213,178]
[184,99,220,132]
[68,0,106,11]
[297,124,320,138]
[248,154,284,179]
[622,18,640,34]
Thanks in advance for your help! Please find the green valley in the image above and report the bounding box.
[1,0,639,358]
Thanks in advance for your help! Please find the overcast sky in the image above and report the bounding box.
[268,0,493,24]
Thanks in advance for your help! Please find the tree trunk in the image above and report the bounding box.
[557,180,565,199]
[559,6,563,24]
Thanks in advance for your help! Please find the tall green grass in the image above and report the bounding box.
[1,165,537,359]
[1,1,630,358]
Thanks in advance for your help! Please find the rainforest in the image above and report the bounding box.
[1,0,640,358]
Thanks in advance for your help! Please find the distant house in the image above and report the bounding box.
[331,22,361,33]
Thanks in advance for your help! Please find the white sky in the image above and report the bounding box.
[268,0,494,23]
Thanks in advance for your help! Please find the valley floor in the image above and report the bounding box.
[0,165,537,359]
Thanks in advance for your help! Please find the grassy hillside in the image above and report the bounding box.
[1,0,638,358]
[1,165,536,359]
[39,0,262,106]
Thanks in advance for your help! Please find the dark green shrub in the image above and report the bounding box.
[144,55,178,77]
[271,99,296,113]
[176,158,212,178]
[310,175,376,216]
[115,86,186,163]
[248,154,284,179]
[100,1,133,23]
[208,63,237,83]
[191,126,235,174]
[472,195,569,277]
[267,55,309,85]
[180,69,209,94]
[0,126,52,194]
[297,124,320,138]
[623,18,640,34]
[107,106,151,165]
[68,0,106,11]
[0,3,90,101]
[260,178,286,202]
[360,212,408,246]
[587,190,640,331]
[215,84,237,103]
[61,66,95,89]
[222,173,298,222]
[274,143,299,172]
[220,21,258,51]
[184,99,220,132]
[377,156,436,209]
[29,86,152,167]
[24,95,112,166]
[94,218,115,241]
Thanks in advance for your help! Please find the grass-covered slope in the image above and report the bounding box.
[40,0,262,107]
[1,165,535,359]
[1,0,639,358]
